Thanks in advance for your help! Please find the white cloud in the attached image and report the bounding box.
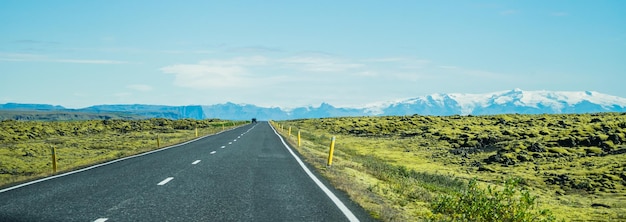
[161,64,249,89]
[160,56,276,89]
[126,84,153,92]
[354,71,378,77]
[280,56,362,72]
[161,55,366,90]
[367,57,431,69]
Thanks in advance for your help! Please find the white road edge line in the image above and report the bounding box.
[269,122,360,222]
[0,125,247,193]
[94,218,108,222]
[192,160,201,165]
[157,177,174,186]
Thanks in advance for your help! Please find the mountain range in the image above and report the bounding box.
[2,89,625,120]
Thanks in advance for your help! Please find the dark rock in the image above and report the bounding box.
[590,118,602,123]
[470,161,483,168]
[484,153,516,165]
[611,149,626,155]
[516,154,532,162]
[557,137,577,147]
[591,203,611,208]
[528,143,545,152]
[478,165,495,172]
[608,134,622,144]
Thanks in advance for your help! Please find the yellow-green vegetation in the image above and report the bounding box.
[275,113,626,221]
[431,178,555,221]
[0,118,246,188]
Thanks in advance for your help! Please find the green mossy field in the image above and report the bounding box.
[0,118,245,188]
[276,113,626,221]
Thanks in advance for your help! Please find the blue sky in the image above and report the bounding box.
[1,0,624,108]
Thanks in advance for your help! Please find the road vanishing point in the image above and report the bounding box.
[0,122,375,222]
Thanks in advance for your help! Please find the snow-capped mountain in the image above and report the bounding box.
[2,89,625,120]
[377,89,626,116]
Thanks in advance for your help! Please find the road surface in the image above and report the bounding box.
[0,122,374,222]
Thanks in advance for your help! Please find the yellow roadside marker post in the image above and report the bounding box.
[195,127,198,137]
[222,123,225,131]
[298,130,301,147]
[157,134,161,148]
[327,136,336,167]
[288,126,292,137]
[51,147,57,173]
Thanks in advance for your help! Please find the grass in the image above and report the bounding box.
[0,119,246,188]
[273,113,626,221]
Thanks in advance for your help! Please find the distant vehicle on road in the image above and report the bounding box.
[251,118,257,123]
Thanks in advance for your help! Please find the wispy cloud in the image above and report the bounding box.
[54,59,129,64]
[12,39,60,45]
[159,50,214,54]
[126,84,153,92]
[353,71,378,77]
[280,56,362,72]
[227,46,282,54]
[0,53,45,61]
[114,92,132,98]
[0,52,130,64]
[499,9,518,15]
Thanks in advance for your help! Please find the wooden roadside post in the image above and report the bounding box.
[51,147,57,173]
[327,136,336,167]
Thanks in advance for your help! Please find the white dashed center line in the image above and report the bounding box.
[94,218,108,222]
[228,142,232,144]
[157,177,174,186]
[234,139,237,142]
[192,160,201,165]
[210,151,217,154]
[220,146,226,149]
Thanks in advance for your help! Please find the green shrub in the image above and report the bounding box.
[585,147,603,154]
[547,147,569,154]
[430,178,557,222]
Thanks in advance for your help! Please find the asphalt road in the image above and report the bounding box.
[0,122,375,222]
